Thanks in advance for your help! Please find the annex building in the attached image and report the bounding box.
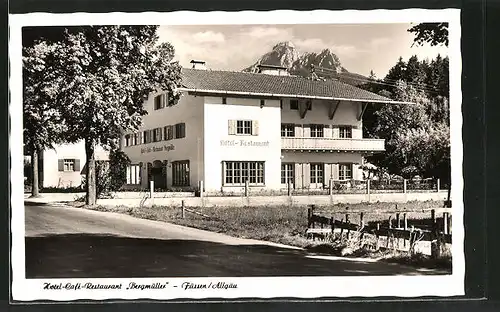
[119,62,409,193]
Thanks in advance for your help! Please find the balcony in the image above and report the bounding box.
[281,137,385,152]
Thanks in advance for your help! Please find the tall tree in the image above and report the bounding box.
[23,41,67,197]
[407,22,449,47]
[47,26,182,205]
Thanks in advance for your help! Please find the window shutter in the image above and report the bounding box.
[333,164,340,180]
[252,120,259,136]
[58,159,64,172]
[162,94,168,108]
[294,163,302,189]
[228,120,236,135]
[74,159,81,172]
[181,123,186,138]
[324,164,332,182]
[158,128,163,141]
[303,163,311,188]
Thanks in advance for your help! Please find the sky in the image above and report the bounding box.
[158,23,448,78]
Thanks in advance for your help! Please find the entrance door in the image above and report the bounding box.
[151,160,166,190]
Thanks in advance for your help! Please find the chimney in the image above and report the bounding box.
[256,64,289,76]
[190,60,207,70]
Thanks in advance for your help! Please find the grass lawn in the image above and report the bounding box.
[86,200,446,248]
[83,200,452,271]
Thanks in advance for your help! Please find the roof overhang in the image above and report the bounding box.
[177,87,415,105]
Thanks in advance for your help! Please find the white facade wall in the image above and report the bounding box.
[42,142,108,188]
[203,96,282,193]
[121,91,205,189]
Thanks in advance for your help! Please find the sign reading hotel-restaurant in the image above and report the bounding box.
[220,139,270,147]
[141,144,175,154]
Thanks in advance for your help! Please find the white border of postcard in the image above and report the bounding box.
[10,9,463,301]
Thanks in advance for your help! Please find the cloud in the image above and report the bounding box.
[192,31,225,44]
[369,37,392,48]
[244,26,290,39]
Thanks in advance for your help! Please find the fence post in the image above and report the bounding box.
[437,178,441,192]
[181,200,185,219]
[375,223,380,250]
[287,179,292,197]
[448,214,452,234]
[199,180,204,199]
[330,217,335,235]
[443,212,448,234]
[403,179,407,193]
[307,207,312,228]
[244,180,249,197]
[366,179,371,195]
[149,180,154,205]
[329,178,333,195]
[360,212,364,228]
[403,213,408,230]
[430,208,441,258]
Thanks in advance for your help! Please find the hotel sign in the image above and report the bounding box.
[220,139,270,147]
[141,144,175,154]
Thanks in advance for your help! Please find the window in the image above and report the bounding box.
[124,134,131,147]
[172,160,190,186]
[224,161,265,185]
[222,97,227,104]
[339,126,353,138]
[132,133,139,146]
[310,124,324,137]
[152,128,163,142]
[290,99,299,110]
[174,123,186,139]
[143,130,151,144]
[126,164,141,185]
[281,163,294,184]
[236,120,252,135]
[281,124,295,137]
[154,94,167,110]
[260,99,265,107]
[310,163,324,184]
[164,125,173,141]
[58,159,80,172]
[339,164,353,180]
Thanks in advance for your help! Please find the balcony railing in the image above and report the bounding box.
[281,137,385,152]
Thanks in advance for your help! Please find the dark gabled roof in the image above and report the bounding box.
[180,68,410,104]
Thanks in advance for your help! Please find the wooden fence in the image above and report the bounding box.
[306,205,452,257]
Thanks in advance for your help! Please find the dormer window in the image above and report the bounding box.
[222,97,227,104]
[290,100,299,110]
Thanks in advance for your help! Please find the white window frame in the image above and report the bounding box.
[63,159,75,172]
[281,163,294,184]
[310,163,324,184]
[339,126,353,138]
[339,163,353,181]
[281,124,295,137]
[310,124,324,138]
[224,161,265,186]
[126,164,141,185]
[236,120,252,135]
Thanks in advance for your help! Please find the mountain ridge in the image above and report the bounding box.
[243,41,368,86]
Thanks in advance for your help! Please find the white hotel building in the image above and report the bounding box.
[118,62,408,193]
[34,62,408,192]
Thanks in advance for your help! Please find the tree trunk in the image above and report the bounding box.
[85,138,97,206]
[30,148,40,198]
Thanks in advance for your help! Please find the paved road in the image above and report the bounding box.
[25,202,446,278]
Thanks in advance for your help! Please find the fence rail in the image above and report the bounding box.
[306,205,452,257]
